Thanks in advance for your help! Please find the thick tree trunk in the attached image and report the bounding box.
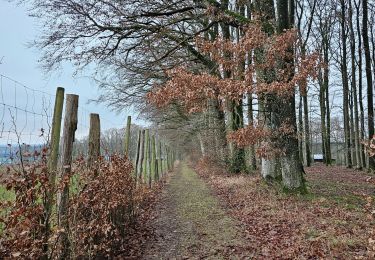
[205,22,228,163]
[260,95,282,180]
[277,0,306,191]
[254,0,282,180]
[220,2,246,173]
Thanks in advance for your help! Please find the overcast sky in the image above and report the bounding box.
[0,1,145,145]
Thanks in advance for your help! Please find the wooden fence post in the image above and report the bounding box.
[44,87,64,254]
[144,129,149,184]
[166,146,170,171]
[138,130,145,181]
[47,87,65,181]
[152,135,158,183]
[173,151,176,167]
[157,139,162,179]
[124,116,131,158]
[134,130,141,176]
[88,113,100,171]
[163,143,167,174]
[58,94,79,259]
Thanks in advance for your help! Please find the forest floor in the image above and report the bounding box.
[135,162,375,259]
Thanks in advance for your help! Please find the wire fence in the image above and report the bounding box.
[0,73,128,165]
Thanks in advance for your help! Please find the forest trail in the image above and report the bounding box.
[142,163,248,259]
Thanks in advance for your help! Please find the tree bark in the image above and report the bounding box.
[221,0,246,173]
[303,95,311,166]
[363,0,375,170]
[254,0,282,180]
[277,0,306,191]
[355,0,367,168]
[340,0,352,168]
[298,95,304,164]
[349,2,362,169]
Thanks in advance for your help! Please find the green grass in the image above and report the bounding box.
[0,185,15,202]
[168,163,244,258]
[0,185,15,233]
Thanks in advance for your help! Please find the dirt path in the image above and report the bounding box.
[142,163,247,259]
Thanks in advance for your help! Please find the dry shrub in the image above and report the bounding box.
[0,152,150,259]
[0,147,54,259]
[69,155,141,258]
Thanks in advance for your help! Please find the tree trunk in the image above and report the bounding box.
[254,0,282,180]
[247,94,257,171]
[245,4,257,172]
[318,68,328,164]
[322,34,332,165]
[325,59,332,165]
[303,94,311,166]
[340,0,352,168]
[298,95,304,164]
[277,0,306,191]
[363,0,375,170]
[221,0,246,173]
[349,2,362,169]
[356,0,367,168]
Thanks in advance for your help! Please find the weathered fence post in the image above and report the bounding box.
[134,130,141,176]
[58,94,79,259]
[166,146,170,171]
[144,129,150,184]
[88,113,100,172]
[44,87,64,255]
[138,130,145,181]
[152,135,158,183]
[174,150,176,166]
[157,139,162,179]
[124,116,131,158]
[163,143,167,175]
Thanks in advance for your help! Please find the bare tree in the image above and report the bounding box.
[362,0,375,170]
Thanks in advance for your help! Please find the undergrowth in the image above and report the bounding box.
[0,151,155,259]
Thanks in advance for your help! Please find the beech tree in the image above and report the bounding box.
[21,0,375,185]
[149,0,319,191]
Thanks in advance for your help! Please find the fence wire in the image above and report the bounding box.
[0,73,127,164]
